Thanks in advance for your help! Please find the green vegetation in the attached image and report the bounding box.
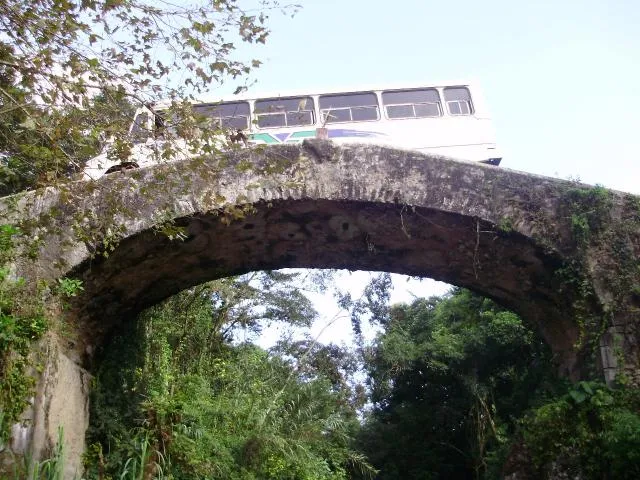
[356,288,640,479]
[357,288,561,479]
[0,225,47,440]
[522,381,640,479]
[563,184,612,246]
[28,428,66,480]
[557,181,640,382]
[0,0,300,459]
[77,279,640,479]
[0,255,638,478]
[84,272,374,479]
[0,81,131,195]
[0,221,88,445]
[497,216,514,233]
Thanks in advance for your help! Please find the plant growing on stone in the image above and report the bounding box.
[55,278,84,298]
[0,224,47,441]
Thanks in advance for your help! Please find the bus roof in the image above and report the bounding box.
[150,79,480,109]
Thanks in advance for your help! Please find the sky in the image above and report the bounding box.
[221,0,640,344]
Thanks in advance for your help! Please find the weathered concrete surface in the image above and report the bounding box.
[0,335,90,478]
[2,141,639,475]
[30,335,91,479]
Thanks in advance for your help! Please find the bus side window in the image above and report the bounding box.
[130,113,149,143]
[319,92,379,124]
[444,87,473,115]
[382,89,441,119]
[195,102,251,130]
[254,97,315,128]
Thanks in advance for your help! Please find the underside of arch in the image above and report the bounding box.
[72,198,584,378]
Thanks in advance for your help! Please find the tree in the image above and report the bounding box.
[515,380,640,479]
[86,271,375,479]
[0,0,296,194]
[0,75,133,194]
[358,289,559,480]
[272,339,366,410]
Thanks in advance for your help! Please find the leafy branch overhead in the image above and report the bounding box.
[1,0,291,99]
[0,0,299,194]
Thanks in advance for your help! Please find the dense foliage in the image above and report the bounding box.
[0,79,132,195]
[356,288,640,480]
[519,380,640,479]
[0,225,48,440]
[85,271,374,479]
[81,275,640,479]
[357,288,561,479]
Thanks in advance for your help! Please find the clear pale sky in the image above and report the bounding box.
[223,0,640,344]
[225,0,640,194]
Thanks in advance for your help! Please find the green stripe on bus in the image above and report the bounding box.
[249,133,279,144]
[289,130,316,139]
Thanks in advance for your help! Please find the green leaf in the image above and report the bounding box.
[569,389,587,404]
[580,381,594,395]
[19,118,37,130]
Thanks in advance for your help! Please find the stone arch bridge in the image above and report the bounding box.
[2,141,639,475]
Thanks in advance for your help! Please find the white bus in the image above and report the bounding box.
[82,81,501,179]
